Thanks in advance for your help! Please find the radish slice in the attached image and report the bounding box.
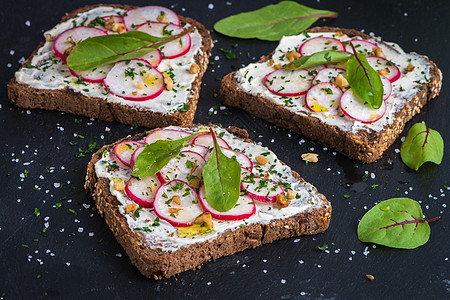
[241,175,284,203]
[345,39,379,55]
[305,82,343,117]
[204,147,253,170]
[157,151,205,185]
[381,75,392,101]
[136,22,191,59]
[366,56,401,82]
[114,140,144,167]
[141,49,162,67]
[53,26,107,62]
[313,67,346,85]
[70,63,114,83]
[192,132,230,149]
[103,59,164,101]
[125,175,161,208]
[340,89,387,124]
[129,146,145,169]
[198,185,255,221]
[182,144,209,157]
[123,6,180,30]
[264,68,313,97]
[144,128,191,145]
[299,37,345,56]
[153,180,203,227]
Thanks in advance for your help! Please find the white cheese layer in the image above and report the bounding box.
[94,126,329,252]
[236,32,432,133]
[15,6,204,114]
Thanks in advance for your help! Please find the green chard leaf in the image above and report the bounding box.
[400,123,444,171]
[202,129,241,212]
[132,133,199,178]
[67,23,195,71]
[357,198,440,249]
[213,1,337,41]
[346,43,383,109]
[284,50,352,70]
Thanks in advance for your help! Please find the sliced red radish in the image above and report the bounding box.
[70,63,114,83]
[182,144,209,157]
[141,49,162,67]
[264,68,313,97]
[313,67,346,85]
[123,6,180,30]
[198,185,255,221]
[125,175,161,208]
[204,147,253,170]
[144,128,192,145]
[53,26,107,62]
[136,22,191,59]
[114,140,144,167]
[157,151,205,185]
[305,82,343,117]
[129,146,145,169]
[192,132,230,149]
[366,56,401,82]
[381,75,392,101]
[153,180,203,227]
[340,89,387,124]
[241,176,284,203]
[103,59,164,101]
[345,39,379,55]
[299,37,345,56]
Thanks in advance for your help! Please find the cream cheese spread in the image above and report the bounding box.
[15,6,204,114]
[235,31,432,133]
[94,126,329,252]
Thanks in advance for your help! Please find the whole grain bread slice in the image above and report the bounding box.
[220,26,442,163]
[8,4,213,128]
[85,124,331,279]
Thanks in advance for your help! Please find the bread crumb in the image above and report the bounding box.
[301,153,318,163]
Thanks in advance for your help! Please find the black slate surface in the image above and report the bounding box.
[0,0,448,298]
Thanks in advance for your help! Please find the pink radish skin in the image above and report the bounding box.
[141,49,163,67]
[114,140,144,166]
[192,132,230,149]
[182,144,209,157]
[53,26,107,62]
[241,175,284,203]
[125,175,161,208]
[345,39,379,55]
[204,147,253,170]
[264,68,313,97]
[305,82,343,116]
[123,6,180,31]
[136,22,191,59]
[381,75,392,101]
[313,67,346,85]
[129,146,145,170]
[69,63,114,83]
[340,88,387,124]
[153,180,203,227]
[299,37,345,56]
[366,56,401,82]
[144,128,192,145]
[157,151,206,185]
[198,185,256,221]
[103,59,164,101]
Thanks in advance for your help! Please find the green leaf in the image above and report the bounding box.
[132,133,199,178]
[284,50,352,70]
[67,23,195,71]
[357,198,440,249]
[202,129,241,212]
[213,1,337,41]
[400,123,444,171]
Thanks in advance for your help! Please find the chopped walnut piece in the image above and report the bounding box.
[194,212,213,229]
[366,274,375,281]
[168,207,183,214]
[156,12,170,23]
[286,50,301,62]
[132,91,138,96]
[405,63,415,73]
[172,195,181,205]
[255,155,269,166]
[301,153,318,163]
[377,69,389,76]
[276,194,290,208]
[125,203,136,213]
[286,189,296,200]
[268,59,274,66]
[137,81,145,90]
[189,63,199,74]
[372,47,386,59]
[45,33,55,42]
[189,179,199,189]
[150,181,157,193]
[104,17,115,30]
[273,64,283,70]
[335,74,349,88]
[113,178,125,191]
[335,32,344,37]
[164,75,174,90]
[112,22,126,34]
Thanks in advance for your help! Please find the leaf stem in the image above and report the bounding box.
[349,42,376,100]
[269,13,337,26]
[426,216,440,223]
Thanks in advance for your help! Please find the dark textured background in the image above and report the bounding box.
[0,0,448,298]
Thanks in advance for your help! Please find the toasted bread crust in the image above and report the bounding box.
[220,27,443,163]
[85,124,331,279]
[7,4,213,128]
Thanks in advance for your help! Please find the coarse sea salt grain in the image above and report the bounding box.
[208,3,214,9]
[281,279,286,284]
